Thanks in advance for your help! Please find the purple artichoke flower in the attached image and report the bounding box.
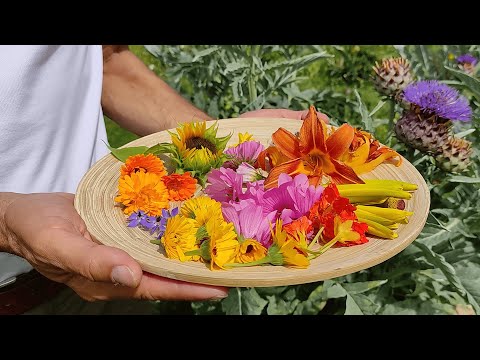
[403,80,472,121]
[456,54,478,66]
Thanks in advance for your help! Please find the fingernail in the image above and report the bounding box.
[211,291,229,300]
[111,266,136,288]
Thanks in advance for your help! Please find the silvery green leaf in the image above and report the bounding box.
[221,288,267,315]
[448,176,480,184]
[192,46,220,62]
[445,66,480,101]
[354,90,374,133]
[341,280,388,295]
[266,295,300,315]
[455,129,475,138]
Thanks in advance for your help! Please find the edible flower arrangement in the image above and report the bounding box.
[111,106,417,270]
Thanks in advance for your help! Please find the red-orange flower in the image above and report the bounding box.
[260,106,364,189]
[163,172,197,201]
[283,216,313,237]
[309,183,368,247]
[121,154,167,178]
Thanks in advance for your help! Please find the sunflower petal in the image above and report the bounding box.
[326,123,355,159]
[271,128,300,159]
[328,158,365,184]
[299,105,328,154]
[264,158,304,189]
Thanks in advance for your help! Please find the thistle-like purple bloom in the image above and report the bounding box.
[456,54,478,66]
[205,167,244,203]
[403,80,472,121]
[224,141,265,169]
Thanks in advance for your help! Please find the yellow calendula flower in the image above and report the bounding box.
[235,239,268,264]
[161,216,200,262]
[271,219,309,269]
[205,218,239,270]
[181,196,223,227]
[115,171,169,216]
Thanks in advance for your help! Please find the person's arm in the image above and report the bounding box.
[101,45,213,136]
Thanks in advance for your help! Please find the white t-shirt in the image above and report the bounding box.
[0,45,110,286]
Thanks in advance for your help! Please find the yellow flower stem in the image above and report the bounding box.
[356,205,413,219]
[346,196,388,205]
[308,227,324,250]
[338,187,412,200]
[306,236,340,258]
[364,179,418,191]
[357,217,398,239]
[354,209,397,226]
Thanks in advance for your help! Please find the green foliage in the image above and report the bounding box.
[105,45,480,315]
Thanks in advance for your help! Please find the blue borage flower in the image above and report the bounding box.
[403,80,472,122]
[127,207,179,238]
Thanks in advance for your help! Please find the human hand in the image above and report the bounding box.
[239,108,329,123]
[3,193,228,302]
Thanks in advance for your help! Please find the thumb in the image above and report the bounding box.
[54,229,143,288]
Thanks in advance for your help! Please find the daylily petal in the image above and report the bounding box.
[352,150,403,175]
[299,105,328,154]
[328,158,365,184]
[271,128,300,160]
[344,141,370,167]
[326,123,355,159]
[256,146,291,171]
[264,158,306,189]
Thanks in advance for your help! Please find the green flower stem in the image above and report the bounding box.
[150,239,162,245]
[224,256,272,268]
[184,249,202,257]
[388,98,396,132]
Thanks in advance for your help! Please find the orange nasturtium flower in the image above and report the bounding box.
[162,172,197,201]
[260,105,364,189]
[121,153,167,178]
[339,128,402,175]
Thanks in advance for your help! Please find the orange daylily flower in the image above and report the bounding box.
[340,129,402,175]
[261,106,364,188]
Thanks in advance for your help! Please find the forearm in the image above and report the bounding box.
[101,46,213,136]
[0,193,23,254]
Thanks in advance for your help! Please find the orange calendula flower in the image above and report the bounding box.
[163,172,197,201]
[235,239,268,264]
[261,105,364,188]
[340,129,402,175]
[121,153,167,178]
[115,171,169,216]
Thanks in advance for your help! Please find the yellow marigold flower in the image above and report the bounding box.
[115,171,169,216]
[271,219,309,269]
[205,218,239,270]
[120,153,167,178]
[163,172,197,201]
[235,239,268,264]
[181,196,223,227]
[161,216,200,262]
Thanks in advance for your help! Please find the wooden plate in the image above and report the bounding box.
[74,118,430,287]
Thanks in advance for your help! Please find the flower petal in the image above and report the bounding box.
[345,142,370,167]
[326,123,355,159]
[299,105,328,154]
[352,150,403,175]
[328,158,365,184]
[264,158,305,189]
[271,128,301,159]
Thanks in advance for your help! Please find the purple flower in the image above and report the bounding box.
[456,54,478,66]
[222,203,276,247]
[138,207,179,238]
[403,80,472,121]
[205,167,244,203]
[224,141,265,169]
[127,210,147,227]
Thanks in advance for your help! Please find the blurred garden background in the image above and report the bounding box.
[106,45,480,315]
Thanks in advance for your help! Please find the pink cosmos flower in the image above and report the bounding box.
[224,141,265,169]
[222,202,276,247]
[236,162,268,183]
[205,167,244,203]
